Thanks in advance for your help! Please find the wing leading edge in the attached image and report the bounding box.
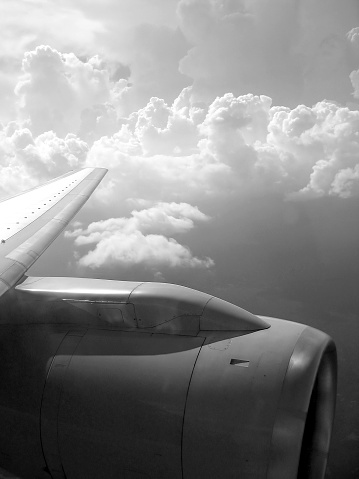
[0,167,107,298]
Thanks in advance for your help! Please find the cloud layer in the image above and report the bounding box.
[0,0,358,281]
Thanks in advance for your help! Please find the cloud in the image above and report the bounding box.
[75,231,214,270]
[350,69,359,99]
[83,91,359,212]
[329,164,359,198]
[3,74,359,208]
[12,39,191,142]
[117,24,191,114]
[65,202,214,270]
[0,1,103,58]
[0,57,21,124]
[268,101,359,198]
[65,1,190,112]
[199,93,272,178]
[127,95,201,156]
[15,46,114,137]
[0,5,357,328]
[65,0,180,42]
[78,103,121,144]
[177,0,359,107]
[0,29,358,281]
[0,121,88,196]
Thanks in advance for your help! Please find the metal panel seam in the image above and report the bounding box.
[127,282,145,303]
[39,330,77,478]
[41,329,87,479]
[180,338,205,479]
[54,331,87,474]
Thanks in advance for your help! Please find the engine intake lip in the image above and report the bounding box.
[266,324,337,479]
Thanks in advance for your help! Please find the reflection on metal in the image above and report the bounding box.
[263,318,337,479]
[0,168,92,242]
[230,359,250,367]
[16,277,270,334]
[0,168,107,298]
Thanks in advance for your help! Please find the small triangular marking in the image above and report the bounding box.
[230,359,250,367]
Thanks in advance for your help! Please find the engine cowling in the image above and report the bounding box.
[0,277,336,479]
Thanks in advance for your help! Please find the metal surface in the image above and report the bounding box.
[0,168,107,298]
[182,319,304,478]
[0,299,337,479]
[0,324,69,479]
[54,330,204,479]
[265,318,337,479]
[17,276,142,302]
[16,277,270,333]
[0,169,92,242]
[41,330,87,479]
[183,317,337,479]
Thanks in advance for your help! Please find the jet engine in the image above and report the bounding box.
[0,277,337,479]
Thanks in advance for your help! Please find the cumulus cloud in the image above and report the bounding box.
[66,2,190,112]
[15,46,114,137]
[127,95,201,156]
[12,40,190,143]
[177,0,359,107]
[268,102,359,198]
[0,1,185,124]
[83,91,359,209]
[0,121,88,196]
[0,0,358,282]
[65,202,214,270]
[3,76,359,209]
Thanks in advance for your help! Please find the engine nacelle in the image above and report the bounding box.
[0,277,336,479]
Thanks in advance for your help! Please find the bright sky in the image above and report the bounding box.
[0,0,358,319]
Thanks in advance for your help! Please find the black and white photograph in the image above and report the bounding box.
[0,1,358,478]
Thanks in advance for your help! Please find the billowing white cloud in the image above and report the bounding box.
[83,91,359,208]
[127,95,201,156]
[0,2,358,284]
[199,93,272,181]
[3,76,359,210]
[65,202,214,270]
[268,102,359,198]
[0,121,88,196]
[15,46,114,137]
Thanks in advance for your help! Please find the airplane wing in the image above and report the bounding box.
[0,167,107,298]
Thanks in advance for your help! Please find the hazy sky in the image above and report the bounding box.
[0,0,358,320]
